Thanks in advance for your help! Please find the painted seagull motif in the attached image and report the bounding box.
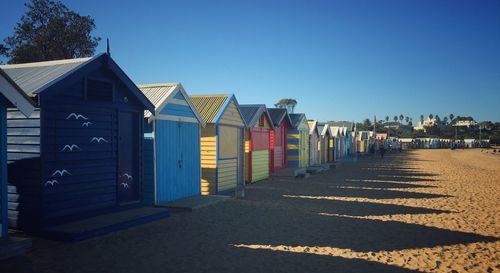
[82,121,93,127]
[51,169,72,177]
[66,113,88,120]
[60,144,81,152]
[123,173,133,180]
[91,137,109,143]
[44,180,59,187]
[120,182,129,189]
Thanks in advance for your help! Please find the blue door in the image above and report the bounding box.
[118,111,140,204]
[155,121,200,202]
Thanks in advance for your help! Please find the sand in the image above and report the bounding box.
[1,149,499,273]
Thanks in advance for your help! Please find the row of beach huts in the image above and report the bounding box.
[0,53,377,252]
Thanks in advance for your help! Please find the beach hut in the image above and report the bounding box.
[329,126,341,161]
[317,123,330,164]
[267,108,291,172]
[0,69,34,243]
[138,83,205,204]
[308,120,321,166]
[327,126,337,162]
[0,53,155,230]
[358,131,370,153]
[190,94,246,195]
[239,104,274,183]
[287,113,309,168]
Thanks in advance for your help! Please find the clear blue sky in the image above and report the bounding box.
[1,0,499,122]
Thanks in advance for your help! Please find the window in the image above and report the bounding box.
[86,79,113,102]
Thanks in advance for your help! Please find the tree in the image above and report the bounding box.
[362,118,372,130]
[405,116,410,124]
[443,116,448,124]
[420,115,424,124]
[399,114,404,123]
[1,0,101,63]
[435,115,441,124]
[274,98,297,113]
[429,114,434,120]
[449,114,454,123]
[385,116,389,122]
[393,116,398,122]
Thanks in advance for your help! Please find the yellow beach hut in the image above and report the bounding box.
[190,94,246,195]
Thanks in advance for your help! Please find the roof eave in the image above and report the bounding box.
[0,68,36,117]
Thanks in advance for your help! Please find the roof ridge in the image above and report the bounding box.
[0,57,92,69]
[137,82,179,88]
[240,104,266,107]
[189,94,231,97]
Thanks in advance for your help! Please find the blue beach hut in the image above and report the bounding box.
[0,53,157,232]
[138,83,205,204]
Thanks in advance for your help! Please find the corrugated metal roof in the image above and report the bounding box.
[189,94,230,124]
[268,108,284,126]
[289,113,305,127]
[0,57,92,96]
[239,104,264,127]
[137,83,178,117]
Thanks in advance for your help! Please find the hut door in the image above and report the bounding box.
[118,111,140,204]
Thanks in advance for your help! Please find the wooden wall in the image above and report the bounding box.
[7,108,41,230]
[200,125,216,195]
[0,101,6,237]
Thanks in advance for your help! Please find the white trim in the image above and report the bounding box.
[155,85,178,113]
[0,74,34,117]
[176,85,206,127]
[153,120,158,205]
[144,83,206,127]
[153,114,199,124]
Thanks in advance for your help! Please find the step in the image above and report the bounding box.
[43,207,170,242]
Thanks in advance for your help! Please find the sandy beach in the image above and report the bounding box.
[1,149,499,273]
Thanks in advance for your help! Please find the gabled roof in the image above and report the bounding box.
[137,83,205,126]
[189,94,247,126]
[0,57,91,96]
[239,104,274,129]
[267,108,291,127]
[289,113,305,127]
[329,126,341,137]
[317,122,330,136]
[307,120,319,135]
[0,68,35,117]
[0,53,155,113]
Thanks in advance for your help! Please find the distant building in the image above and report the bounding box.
[376,133,387,140]
[414,117,438,131]
[453,119,477,128]
[413,117,446,132]
[477,121,493,130]
[383,122,412,133]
